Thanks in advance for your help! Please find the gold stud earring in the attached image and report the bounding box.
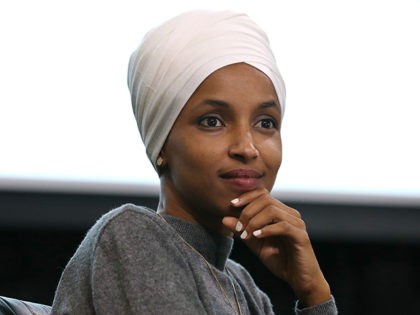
[156,156,164,167]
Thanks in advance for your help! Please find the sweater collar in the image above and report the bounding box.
[161,214,234,271]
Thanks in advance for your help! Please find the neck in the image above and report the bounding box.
[157,198,233,237]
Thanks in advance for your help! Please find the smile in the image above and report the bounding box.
[220,169,263,191]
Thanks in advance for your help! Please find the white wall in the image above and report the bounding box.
[1,0,419,205]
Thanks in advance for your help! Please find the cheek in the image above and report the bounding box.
[262,140,282,191]
[167,134,220,173]
[260,136,283,169]
[275,139,283,168]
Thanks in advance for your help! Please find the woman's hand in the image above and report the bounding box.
[222,188,331,307]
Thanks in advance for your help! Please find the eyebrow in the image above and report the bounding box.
[259,100,280,110]
[201,99,229,108]
[201,99,280,110]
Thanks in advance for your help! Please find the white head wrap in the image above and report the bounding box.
[127,10,286,171]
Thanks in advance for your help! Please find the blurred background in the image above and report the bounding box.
[1,1,419,314]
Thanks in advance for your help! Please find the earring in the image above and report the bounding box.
[156,156,164,167]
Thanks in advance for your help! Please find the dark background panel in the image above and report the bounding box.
[0,190,419,315]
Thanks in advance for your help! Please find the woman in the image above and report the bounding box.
[52,10,337,314]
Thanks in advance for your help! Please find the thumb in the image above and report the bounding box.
[222,216,239,233]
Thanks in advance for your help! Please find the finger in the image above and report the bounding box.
[230,188,268,207]
[234,192,272,235]
[222,216,239,233]
[235,192,299,233]
[240,205,306,240]
[252,220,310,244]
[231,189,302,220]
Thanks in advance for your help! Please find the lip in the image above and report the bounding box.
[220,168,263,191]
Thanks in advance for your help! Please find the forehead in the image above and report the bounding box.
[185,63,280,109]
[199,63,274,89]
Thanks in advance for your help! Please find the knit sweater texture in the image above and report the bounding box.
[52,204,337,314]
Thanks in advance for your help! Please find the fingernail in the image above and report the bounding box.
[240,230,248,239]
[235,221,243,232]
[231,198,239,205]
[253,230,262,237]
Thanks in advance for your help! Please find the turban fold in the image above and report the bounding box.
[127,10,286,171]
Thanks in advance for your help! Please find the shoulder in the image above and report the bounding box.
[69,204,167,261]
[91,203,161,234]
[96,203,158,227]
[88,203,169,246]
[73,203,190,278]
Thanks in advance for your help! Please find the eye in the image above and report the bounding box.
[256,118,277,129]
[199,116,223,128]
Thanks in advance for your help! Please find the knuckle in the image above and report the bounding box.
[239,210,252,223]
[300,231,311,245]
[278,220,291,232]
[296,218,306,230]
[293,208,302,219]
[267,205,278,216]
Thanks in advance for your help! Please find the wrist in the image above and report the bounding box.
[295,277,331,307]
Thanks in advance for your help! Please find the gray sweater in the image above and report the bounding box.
[52,204,337,314]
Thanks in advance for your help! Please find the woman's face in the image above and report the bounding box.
[160,63,282,229]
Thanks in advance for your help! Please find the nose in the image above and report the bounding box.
[228,127,259,162]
